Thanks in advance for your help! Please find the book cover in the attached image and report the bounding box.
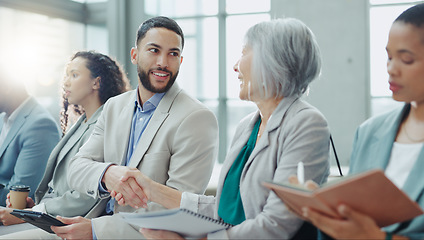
[263,169,423,227]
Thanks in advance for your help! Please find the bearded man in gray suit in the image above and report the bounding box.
[1,16,218,239]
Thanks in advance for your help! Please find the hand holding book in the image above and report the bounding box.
[265,170,423,239]
[264,169,423,228]
[286,174,388,238]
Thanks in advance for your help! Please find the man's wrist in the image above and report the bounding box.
[101,164,116,189]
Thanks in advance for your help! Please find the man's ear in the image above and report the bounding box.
[180,56,183,64]
[130,47,138,65]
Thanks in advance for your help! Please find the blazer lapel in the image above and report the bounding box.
[370,106,408,171]
[40,119,80,187]
[54,115,86,166]
[0,98,36,159]
[0,113,4,131]
[58,106,103,163]
[243,97,298,173]
[116,91,138,165]
[128,84,181,168]
[215,115,253,205]
[219,119,254,181]
[368,128,396,170]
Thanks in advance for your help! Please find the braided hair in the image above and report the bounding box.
[60,51,130,136]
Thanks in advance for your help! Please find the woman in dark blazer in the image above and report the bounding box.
[0,51,129,229]
[113,18,331,239]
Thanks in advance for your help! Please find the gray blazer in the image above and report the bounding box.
[34,106,103,217]
[0,97,59,205]
[349,104,424,239]
[67,83,219,239]
[182,97,330,239]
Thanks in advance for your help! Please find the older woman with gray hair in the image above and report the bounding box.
[114,18,330,239]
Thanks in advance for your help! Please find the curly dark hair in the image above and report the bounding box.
[60,50,131,136]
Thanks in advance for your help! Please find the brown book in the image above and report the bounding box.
[263,169,423,227]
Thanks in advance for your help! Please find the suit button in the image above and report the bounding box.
[87,190,94,195]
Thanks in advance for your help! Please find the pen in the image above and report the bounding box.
[297,161,305,185]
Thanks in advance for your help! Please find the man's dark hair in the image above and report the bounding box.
[395,3,424,27]
[136,16,184,49]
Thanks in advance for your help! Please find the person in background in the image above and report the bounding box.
[2,16,219,240]
[0,51,130,234]
[300,3,424,240]
[0,65,60,207]
[115,18,331,240]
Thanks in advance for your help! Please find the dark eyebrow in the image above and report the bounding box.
[147,43,161,49]
[170,48,181,53]
[385,47,415,56]
[146,43,181,53]
[398,49,415,56]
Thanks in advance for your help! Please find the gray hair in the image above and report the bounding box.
[245,18,322,98]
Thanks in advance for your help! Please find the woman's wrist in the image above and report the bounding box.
[145,177,155,202]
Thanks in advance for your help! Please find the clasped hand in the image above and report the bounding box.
[103,165,151,208]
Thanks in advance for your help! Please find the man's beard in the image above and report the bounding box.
[137,65,178,93]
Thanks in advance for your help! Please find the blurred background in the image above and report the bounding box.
[0,0,421,170]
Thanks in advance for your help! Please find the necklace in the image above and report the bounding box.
[403,122,424,143]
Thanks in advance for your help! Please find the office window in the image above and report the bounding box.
[0,6,84,122]
[369,1,422,116]
[145,0,270,162]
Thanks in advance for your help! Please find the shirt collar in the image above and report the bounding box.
[135,89,165,112]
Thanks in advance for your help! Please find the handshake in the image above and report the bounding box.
[103,165,181,210]
[102,165,151,209]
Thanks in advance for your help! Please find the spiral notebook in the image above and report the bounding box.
[118,208,233,238]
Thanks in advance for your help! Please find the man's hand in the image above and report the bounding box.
[303,204,387,239]
[102,165,148,208]
[0,208,25,225]
[6,193,35,208]
[51,216,92,240]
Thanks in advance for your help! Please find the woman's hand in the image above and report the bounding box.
[283,175,320,218]
[303,204,387,239]
[0,208,25,225]
[6,193,35,208]
[288,175,319,190]
[140,228,186,240]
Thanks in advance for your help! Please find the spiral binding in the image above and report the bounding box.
[181,208,234,228]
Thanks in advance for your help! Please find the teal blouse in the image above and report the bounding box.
[218,117,261,225]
